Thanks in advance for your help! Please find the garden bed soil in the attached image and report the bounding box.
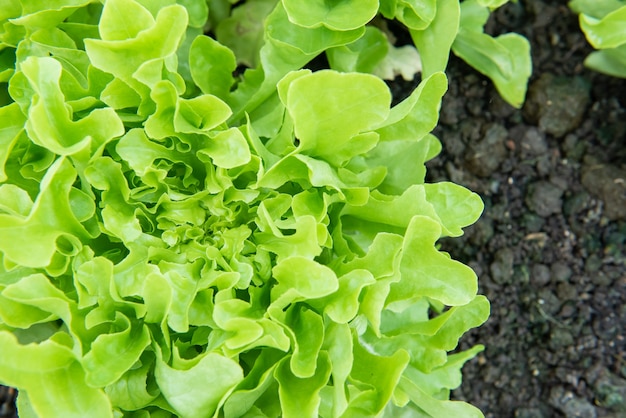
[2,1,626,417]
[427,1,626,417]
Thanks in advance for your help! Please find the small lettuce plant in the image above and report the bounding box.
[0,1,529,417]
[569,0,626,78]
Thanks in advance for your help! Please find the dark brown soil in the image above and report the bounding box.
[428,1,626,417]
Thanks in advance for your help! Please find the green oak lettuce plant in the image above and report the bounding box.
[0,1,529,417]
[214,0,531,109]
[569,0,626,78]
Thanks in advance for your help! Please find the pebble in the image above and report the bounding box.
[525,181,564,217]
[465,123,508,177]
[531,263,551,287]
[549,327,574,351]
[592,315,619,341]
[523,213,546,233]
[550,261,573,282]
[490,247,515,284]
[581,163,626,221]
[556,281,577,301]
[549,386,597,418]
[514,407,547,418]
[520,126,548,156]
[586,365,626,412]
[524,73,591,138]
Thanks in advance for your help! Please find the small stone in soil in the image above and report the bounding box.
[520,127,548,156]
[523,73,591,138]
[525,180,564,217]
[465,123,508,177]
[490,247,515,284]
[531,263,551,287]
[581,163,626,221]
[549,386,598,418]
[550,261,573,282]
[549,327,574,351]
[589,367,626,412]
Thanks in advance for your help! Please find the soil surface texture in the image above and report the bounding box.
[2,1,626,418]
[426,1,626,417]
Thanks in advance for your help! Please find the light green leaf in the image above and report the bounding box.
[403,344,485,398]
[178,0,209,28]
[342,185,439,232]
[371,43,422,81]
[376,72,447,143]
[580,6,626,49]
[143,80,179,138]
[158,260,204,333]
[99,0,154,41]
[388,216,478,306]
[453,1,531,107]
[116,128,171,176]
[476,0,509,8]
[105,353,159,411]
[84,4,188,87]
[381,295,490,351]
[457,0,490,28]
[283,70,390,165]
[146,79,233,137]
[399,376,484,418]
[424,182,484,237]
[362,134,442,195]
[0,103,26,182]
[155,352,244,418]
[100,77,141,109]
[0,332,113,418]
[275,352,332,418]
[11,0,94,29]
[82,315,151,387]
[411,0,460,76]
[453,29,531,108]
[256,215,325,261]
[189,35,236,100]
[0,158,93,268]
[20,56,124,155]
[311,269,376,324]
[584,45,626,77]
[282,0,377,30]
[0,184,33,217]
[84,157,143,244]
[271,256,338,304]
[222,350,283,418]
[327,26,389,74]
[321,322,352,417]
[266,3,365,56]
[141,270,173,325]
[569,0,624,19]
[175,94,232,133]
[0,274,64,329]
[215,0,277,68]
[396,0,437,30]
[198,128,252,169]
[346,339,410,415]
[214,298,288,351]
[285,305,324,378]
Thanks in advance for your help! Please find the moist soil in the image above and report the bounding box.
[2,1,626,417]
[427,1,626,417]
